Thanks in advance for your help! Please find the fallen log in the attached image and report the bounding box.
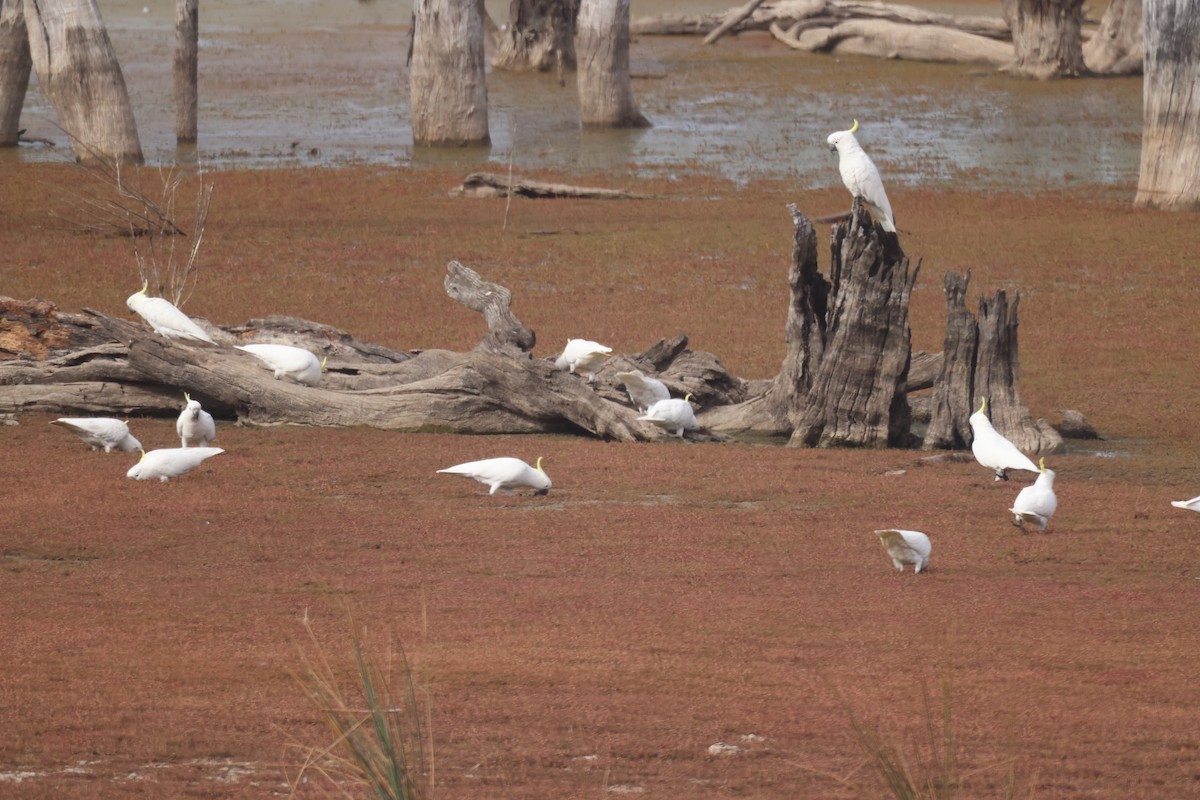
[770,18,1015,65]
[449,172,649,200]
[634,0,1010,41]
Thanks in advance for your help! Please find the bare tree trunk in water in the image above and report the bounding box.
[1000,0,1086,78]
[23,0,143,164]
[0,0,32,146]
[174,0,197,144]
[1135,0,1200,210]
[576,0,649,128]
[410,0,490,146]
[493,0,578,73]
[1082,0,1142,75]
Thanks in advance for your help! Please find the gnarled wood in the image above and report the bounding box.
[922,270,977,450]
[450,172,648,199]
[789,200,917,448]
[492,0,577,72]
[1082,0,1141,75]
[1000,0,1086,79]
[771,18,1014,65]
[443,260,535,356]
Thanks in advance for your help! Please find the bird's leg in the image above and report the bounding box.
[995,469,1009,482]
[893,559,904,572]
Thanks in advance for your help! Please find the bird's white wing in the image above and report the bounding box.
[52,417,139,451]
[875,529,931,561]
[1171,495,1200,512]
[841,151,894,231]
[616,370,670,411]
[129,447,223,480]
[134,296,215,343]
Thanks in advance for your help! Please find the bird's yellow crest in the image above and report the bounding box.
[138,447,147,463]
[535,456,545,473]
[978,397,987,414]
[684,393,693,403]
[139,279,148,295]
[320,355,328,370]
[1039,457,1046,473]
[850,119,859,134]
[184,391,191,403]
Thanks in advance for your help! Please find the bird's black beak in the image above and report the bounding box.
[535,488,550,496]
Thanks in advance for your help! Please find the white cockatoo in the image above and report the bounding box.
[637,394,699,438]
[969,397,1039,482]
[615,369,670,413]
[51,417,141,453]
[826,119,895,233]
[236,343,325,386]
[126,281,215,343]
[875,529,931,573]
[1170,495,1200,512]
[1009,458,1058,533]
[127,447,224,482]
[176,392,217,448]
[555,339,612,383]
[437,456,552,495]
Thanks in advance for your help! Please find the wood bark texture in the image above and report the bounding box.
[492,0,578,72]
[0,0,31,146]
[22,0,143,164]
[1135,0,1200,210]
[922,270,977,450]
[449,171,649,199]
[972,289,1062,454]
[1000,0,1086,78]
[771,17,1014,65]
[410,0,490,145]
[634,0,1011,41]
[576,0,650,128]
[174,0,198,143]
[789,200,916,448]
[1082,0,1141,75]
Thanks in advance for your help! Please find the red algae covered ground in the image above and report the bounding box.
[3,163,1200,798]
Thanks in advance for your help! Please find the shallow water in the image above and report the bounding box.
[7,0,1142,194]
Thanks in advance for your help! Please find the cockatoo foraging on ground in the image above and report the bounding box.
[1170,495,1200,512]
[875,529,931,573]
[176,393,217,447]
[51,418,141,453]
[1010,458,1058,533]
[615,370,670,413]
[127,447,224,482]
[637,394,699,438]
[826,119,895,233]
[126,282,215,343]
[437,457,552,496]
[555,339,612,383]
[236,344,325,386]
[969,397,1039,482]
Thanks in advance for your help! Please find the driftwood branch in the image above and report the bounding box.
[704,0,769,44]
[450,172,649,200]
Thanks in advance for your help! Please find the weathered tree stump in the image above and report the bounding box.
[789,199,917,447]
[922,271,1062,454]
[443,260,535,357]
[491,0,578,73]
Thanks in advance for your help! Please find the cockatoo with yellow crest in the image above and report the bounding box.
[1009,458,1058,533]
[555,339,612,383]
[126,281,215,343]
[827,119,895,233]
[437,457,552,495]
[236,343,325,386]
[969,397,1039,482]
[127,447,224,482]
[176,393,217,448]
[637,394,699,438]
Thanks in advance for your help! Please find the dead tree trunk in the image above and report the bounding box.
[1135,0,1200,211]
[1000,0,1086,78]
[1082,0,1142,75]
[922,271,977,450]
[789,200,917,448]
[174,0,198,144]
[23,0,144,164]
[492,0,578,74]
[443,260,536,357]
[576,0,650,128]
[0,0,31,146]
[409,0,490,146]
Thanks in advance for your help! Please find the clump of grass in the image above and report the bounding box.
[288,615,431,800]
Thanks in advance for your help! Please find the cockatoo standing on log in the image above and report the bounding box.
[826,119,895,233]
[126,281,215,343]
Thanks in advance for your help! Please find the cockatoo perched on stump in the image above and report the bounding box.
[826,119,895,233]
